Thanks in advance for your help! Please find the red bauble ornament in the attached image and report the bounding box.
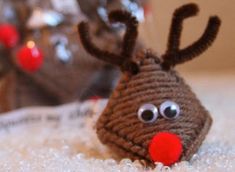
[89,96,102,101]
[148,132,183,166]
[17,41,43,72]
[0,24,19,48]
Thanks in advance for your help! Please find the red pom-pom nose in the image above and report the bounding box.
[148,132,182,166]
[16,41,43,72]
[0,24,19,48]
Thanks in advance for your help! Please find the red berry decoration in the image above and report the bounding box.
[148,132,183,166]
[0,24,19,48]
[17,41,43,72]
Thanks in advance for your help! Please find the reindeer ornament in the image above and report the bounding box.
[78,3,221,166]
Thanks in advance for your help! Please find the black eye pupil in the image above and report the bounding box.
[164,106,177,118]
[141,110,154,121]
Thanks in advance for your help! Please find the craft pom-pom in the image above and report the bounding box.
[148,132,183,166]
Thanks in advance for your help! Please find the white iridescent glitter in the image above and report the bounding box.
[0,74,234,172]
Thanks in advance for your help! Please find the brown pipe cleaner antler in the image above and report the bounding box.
[78,10,139,74]
[162,3,221,70]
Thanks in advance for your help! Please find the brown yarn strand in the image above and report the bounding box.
[162,3,221,69]
[78,10,139,74]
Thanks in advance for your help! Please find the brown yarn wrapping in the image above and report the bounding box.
[96,51,212,166]
[78,4,220,167]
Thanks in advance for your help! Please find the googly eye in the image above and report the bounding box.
[160,101,180,119]
[138,104,158,123]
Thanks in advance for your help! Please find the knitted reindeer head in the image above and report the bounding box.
[78,3,221,166]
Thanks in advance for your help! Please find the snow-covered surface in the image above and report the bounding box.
[0,73,234,172]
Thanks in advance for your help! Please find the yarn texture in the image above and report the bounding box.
[78,3,221,167]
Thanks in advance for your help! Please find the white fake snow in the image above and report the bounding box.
[0,73,234,172]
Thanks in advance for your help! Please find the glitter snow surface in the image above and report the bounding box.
[0,73,234,172]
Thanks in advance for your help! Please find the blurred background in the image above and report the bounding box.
[0,0,234,113]
[140,0,235,72]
